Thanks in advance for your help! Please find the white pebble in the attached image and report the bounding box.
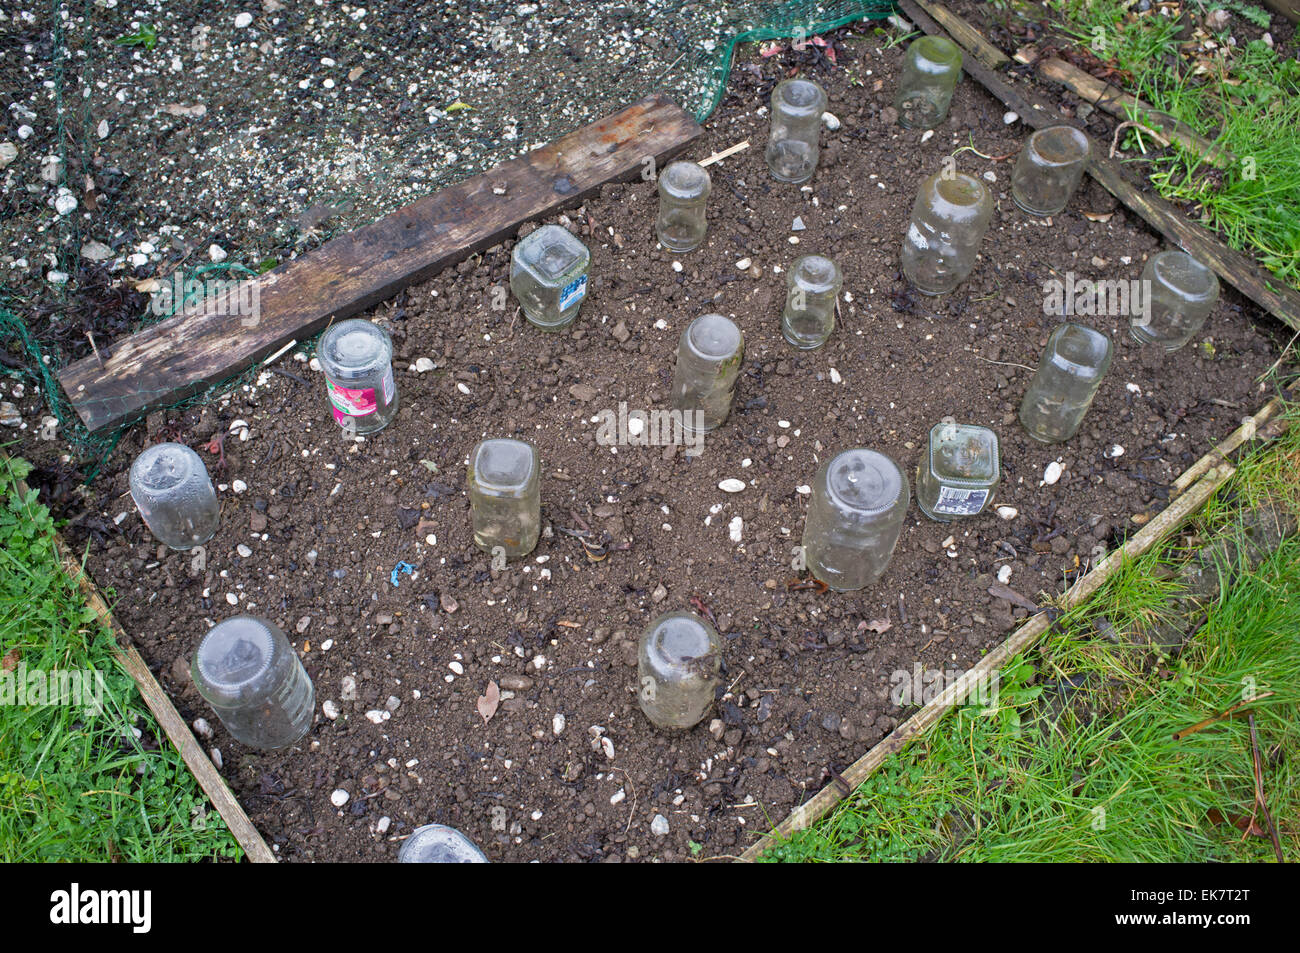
[829,368,842,384]
[997,565,1013,584]
[225,592,239,606]
[1107,444,1125,458]
[365,709,390,724]
[322,700,340,719]
[231,479,248,494]
[718,478,745,493]
[651,814,670,835]
[728,516,744,544]
[236,544,252,558]
[340,676,358,701]
[996,505,1018,521]
[552,713,566,735]
[234,12,253,28]
[796,484,812,496]
[414,356,435,373]
[1003,111,1019,124]
[1042,461,1063,485]
[192,717,213,740]
[735,257,752,270]
[921,129,934,143]
[330,789,350,807]
[610,788,626,805]
[448,661,464,675]
[821,111,841,130]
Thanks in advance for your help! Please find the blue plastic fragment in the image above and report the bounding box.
[390,561,416,587]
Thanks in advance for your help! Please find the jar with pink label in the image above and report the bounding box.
[317,319,399,434]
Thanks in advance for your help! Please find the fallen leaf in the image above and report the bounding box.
[1206,808,1267,837]
[556,620,581,629]
[760,41,784,57]
[476,681,500,724]
[446,101,473,113]
[1,647,20,672]
[440,592,459,614]
[347,65,365,81]
[858,617,892,635]
[1083,211,1114,223]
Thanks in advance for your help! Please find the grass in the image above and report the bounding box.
[1046,0,1300,287]
[762,409,1300,862]
[0,454,240,861]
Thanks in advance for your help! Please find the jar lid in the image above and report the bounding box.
[643,611,720,678]
[824,448,906,515]
[685,313,742,361]
[130,442,202,494]
[471,438,538,494]
[194,616,278,702]
[659,160,711,201]
[513,224,588,280]
[398,824,489,863]
[318,319,391,380]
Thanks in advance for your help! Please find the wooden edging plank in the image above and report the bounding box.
[738,394,1294,862]
[895,0,1300,334]
[915,0,1009,68]
[58,93,703,434]
[55,539,277,863]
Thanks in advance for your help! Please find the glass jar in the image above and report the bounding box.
[656,160,710,252]
[670,313,743,434]
[637,610,722,730]
[802,448,909,591]
[895,36,963,130]
[317,318,398,435]
[510,224,590,330]
[1011,125,1091,216]
[192,615,315,750]
[916,421,1000,522]
[398,824,489,863]
[781,254,842,350]
[1019,323,1113,443]
[129,442,220,551]
[900,171,993,295]
[1131,251,1220,351]
[765,77,828,184]
[468,438,541,560]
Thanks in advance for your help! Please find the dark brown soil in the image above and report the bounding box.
[37,27,1291,862]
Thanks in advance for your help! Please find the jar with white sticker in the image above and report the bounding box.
[916,420,1000,522]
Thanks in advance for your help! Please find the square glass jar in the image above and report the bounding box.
[510,225,590,330]
[916,422,1000,521]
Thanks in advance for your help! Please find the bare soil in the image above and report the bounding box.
[27,26,1292,862]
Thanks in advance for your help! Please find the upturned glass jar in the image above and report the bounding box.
[802,448,909,591]
[895,36,963,129]
[398,824,489,863]
[670,313,743,434]
[317,318,398,434]
[1011,125,1091,216]
[656,160,711,252]
[1131,251,1220,351]
[765,77,828,184]
[916,421,1000,522]
[468,438,541,560]
[781,254,842,350]
[129,442,220,551]
[510,224,591,330]
[637,610,722,730]
[900,171,993,295]
[192,615,315,750]
[1019,323,1113,443]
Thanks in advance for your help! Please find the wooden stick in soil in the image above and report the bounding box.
[914,0,1009,69]
[1248,714,1286,863]
[51,537,277,863]
[894,0,1300,334]
[1172,397,1285,495]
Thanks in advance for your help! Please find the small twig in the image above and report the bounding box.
[1109,120,1146,159]
[698,140,750,168]
[1248,714,1285,863]
[973,354,1035,373]
[1171,692,1274,741]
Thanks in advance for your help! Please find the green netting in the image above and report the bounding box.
[1,1,899,483]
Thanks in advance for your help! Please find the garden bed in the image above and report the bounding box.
[47,29,1290,862]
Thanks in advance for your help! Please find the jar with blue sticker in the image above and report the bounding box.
[510,224,591,330]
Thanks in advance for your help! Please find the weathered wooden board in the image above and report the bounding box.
[60,93,703,433]
[897,0,1300,334]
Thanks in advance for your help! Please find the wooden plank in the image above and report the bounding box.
[1024,53,1233,168]
[54,544,278,862]
[913,0,1009,69]
[59,93,703,433]
[896,0,1300,334]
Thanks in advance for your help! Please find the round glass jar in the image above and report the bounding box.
[129,442,220,551]
[765,78,828,184]
[1131,251,1220,351]
[316,318,398,435]
[781,254,842,350]
[1019,323,1113,444]
[916,422,1000,522]
[637,610,722,729]
[670,313,744,434]
[895,36,963,130]
[468,438,541,560]
[900,171,993,295]
[398,824,489,863]
[1011,125,1091,216]
[192,615,315,750]
[656,160,711,252]
[802,448,909,591]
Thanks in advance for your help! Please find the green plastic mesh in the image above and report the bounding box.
[1,0,898,482]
